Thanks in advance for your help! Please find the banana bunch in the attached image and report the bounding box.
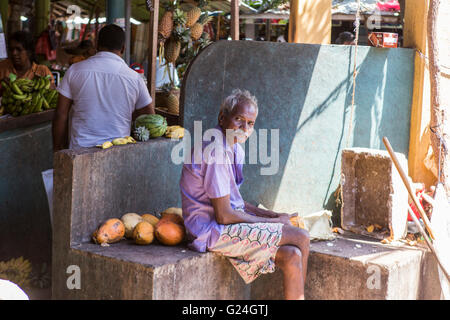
[1,73,57,117]
[165,125,184,139]
[96,136,137,149]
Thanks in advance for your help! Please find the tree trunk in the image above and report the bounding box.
[427,0,450,198]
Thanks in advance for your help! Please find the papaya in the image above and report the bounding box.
[133,221,155,245]
[141,214,160,227]
[121,213,144,238]
[155,220,185,246]
[92,218,125,245]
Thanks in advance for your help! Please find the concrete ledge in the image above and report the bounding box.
[52,234,441,300]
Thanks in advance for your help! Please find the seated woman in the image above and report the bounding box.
[0,30,54,96]
[180,89,310,300]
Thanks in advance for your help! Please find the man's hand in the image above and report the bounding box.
[276,212,298,226]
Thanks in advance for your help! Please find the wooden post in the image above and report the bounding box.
[289,0,331,44]
[95,6,100,40]
[265,19,271,41]
[427,0,449,197]
[231,0,239,40]
[0,0,8,37]
[216,15,221,41]
[125,0,131,65]
[147,0,159,111]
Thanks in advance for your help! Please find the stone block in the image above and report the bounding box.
[341,148,409,240]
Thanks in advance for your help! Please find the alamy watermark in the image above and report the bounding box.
[169,121,280,176]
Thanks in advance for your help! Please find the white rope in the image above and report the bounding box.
[339,0,362,215]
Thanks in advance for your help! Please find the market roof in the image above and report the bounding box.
[332,0,400,15]
[50,0,256,23]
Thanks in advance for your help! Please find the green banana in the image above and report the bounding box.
[47,90,58,103]
[13,93,27,100]
[44,77,50,90]
[36,96,44,112]
[11,83,24,95]
[42,96,50,110]
[33,78,40,90]
[31,92,39,106]
[1,80,10,91]
[39,78,46,90]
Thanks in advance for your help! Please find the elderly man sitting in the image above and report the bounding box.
[180,89,310,300]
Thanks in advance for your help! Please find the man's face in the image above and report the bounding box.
[219,102,258,144]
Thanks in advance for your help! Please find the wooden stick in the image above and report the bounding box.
[230,0,239,40]
[407,206,450,282]
[382,136,435,240]
[147,0,159,112]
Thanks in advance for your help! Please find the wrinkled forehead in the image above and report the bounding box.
[230,101,258,119]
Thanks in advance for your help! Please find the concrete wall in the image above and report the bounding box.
[0,122,53,271]
[181,41,415,215]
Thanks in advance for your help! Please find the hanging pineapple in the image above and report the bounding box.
[186,7,201,28]
[158,10,174,39]
[167,92,180,114]
[164,37,181,64]
[165,20,190,64]
[190,13,212,41]
[185,0,208,27]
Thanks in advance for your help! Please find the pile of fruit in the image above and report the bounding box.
[96,136,137,149]
[92,207,186,247]
[133,114,184,141]
[156,0,212,115]
[0,74,57,117]
[94,115,185,150]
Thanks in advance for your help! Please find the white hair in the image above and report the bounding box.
[220,89,258,115]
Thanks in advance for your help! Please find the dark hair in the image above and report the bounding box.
[97,24,125,51]
[336,31,355,44]
[9,30,36,62]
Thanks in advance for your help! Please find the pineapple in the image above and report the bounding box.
[0,257,32,289]
[167,93,179,114]
[173,8,187,27]
[133,126,150,142]
[158,10,174,39]
[164,37,181,64]
[190,13,212,41]
[185,6,201,28]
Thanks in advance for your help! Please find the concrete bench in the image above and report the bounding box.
[50,138,441,300]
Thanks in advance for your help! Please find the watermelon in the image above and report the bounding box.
[134,114,168,138]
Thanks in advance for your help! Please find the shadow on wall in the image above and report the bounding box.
[181,41,414,218]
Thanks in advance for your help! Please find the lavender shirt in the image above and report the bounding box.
[180,126,245,252]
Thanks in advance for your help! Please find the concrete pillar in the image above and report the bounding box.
[288,0,331,44]
[35,0,50,37]
[341,148,409,241]
[106,0,125,25]
[0,0,8,36]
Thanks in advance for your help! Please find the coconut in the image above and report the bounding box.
[121,213,143,238]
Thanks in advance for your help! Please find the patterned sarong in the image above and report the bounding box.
[209,222,284,284]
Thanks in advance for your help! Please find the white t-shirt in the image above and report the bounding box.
[58,51,152,149]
